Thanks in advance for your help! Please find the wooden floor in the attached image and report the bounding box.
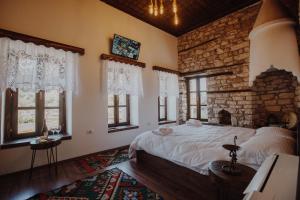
[0,158,213,200]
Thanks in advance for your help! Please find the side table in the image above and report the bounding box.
[209,160,256,200]
[29,136,62,178]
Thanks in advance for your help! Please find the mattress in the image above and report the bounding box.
[129,124,257,175]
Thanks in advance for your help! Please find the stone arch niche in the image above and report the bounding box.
[218,109,232,125]
[252,66,299,127]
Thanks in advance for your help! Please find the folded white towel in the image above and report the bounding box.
[186,119,202,127]
[152,127,173,136]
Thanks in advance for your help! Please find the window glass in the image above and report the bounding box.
[108,107,114,124]
[199,78,207,91]
[18,110,35,134]
[190,106,197,118]
[201,106,208,119]
[188,77,208,121]
[159,97,165,106]
[108,94,130,127]
[108,95,114,106]
[18,90,35,107]
[119,94,127,106]
[5,89,65,141]
[45,90,59,107]
[190,93,197,105]
[45,109,59,129]
[189,79,197,92]
[200,92,207,105]
[160,106,166,119]
[119,107,127,123]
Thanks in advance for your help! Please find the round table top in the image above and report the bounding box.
[30,136,62,150]
[209,160,256,183]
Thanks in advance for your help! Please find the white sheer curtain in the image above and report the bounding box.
[158,71,179,98]
[0,37,79,93]
[103,60,143,96]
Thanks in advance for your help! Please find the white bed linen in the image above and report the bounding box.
[238,129,296,166]
[129,124,256,175]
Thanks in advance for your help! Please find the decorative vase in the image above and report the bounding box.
[41,119,48,138]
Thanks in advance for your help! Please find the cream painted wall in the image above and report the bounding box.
[249,18,300,84]
[249,0,300,85]
[0,0,178,175]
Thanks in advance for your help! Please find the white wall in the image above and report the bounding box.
[0,0,178,175]
[249,0,300,85]
[249,18,300,84]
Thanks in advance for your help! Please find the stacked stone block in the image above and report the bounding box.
[253,68,298,127]
[177,4,260,126]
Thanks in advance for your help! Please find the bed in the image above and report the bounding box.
[129,124,300,199]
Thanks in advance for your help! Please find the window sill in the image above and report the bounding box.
[108,125,139,133]
[0,134,72,149]
[159,120,176,125]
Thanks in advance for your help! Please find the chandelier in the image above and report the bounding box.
[148,0,179,25]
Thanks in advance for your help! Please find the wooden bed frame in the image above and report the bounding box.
[135,124,300,200]
[136,149,218,199]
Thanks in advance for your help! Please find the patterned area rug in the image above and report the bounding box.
[28,168,163,200]
[75,147,130,174]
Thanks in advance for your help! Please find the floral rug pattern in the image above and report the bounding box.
[75,148,130,174]
[28,168,163,200]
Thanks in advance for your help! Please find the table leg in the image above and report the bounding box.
[46,149,51,174]
[29,149,36,179]
[55,146,58,174]
[50,147,56,173]
[51,147,55,163]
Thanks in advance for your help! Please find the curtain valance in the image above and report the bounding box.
[103,60,144,97]
[158,71,179,98]
[0,37,79,93]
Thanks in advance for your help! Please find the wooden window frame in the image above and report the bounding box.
[4,89,66,142]
[108,95,130,127]
[186,77,208,121]
[158,96,168,121]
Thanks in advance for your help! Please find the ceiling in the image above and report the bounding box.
[100,0,262,36]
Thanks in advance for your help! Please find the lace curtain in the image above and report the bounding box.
[158,71,179,97]
[0,37,79,93]
[103,60,144,96]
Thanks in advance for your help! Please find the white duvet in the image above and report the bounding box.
[129,124,256,175]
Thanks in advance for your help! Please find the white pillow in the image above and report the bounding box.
[238,133,296,166]
[256,127,294,140]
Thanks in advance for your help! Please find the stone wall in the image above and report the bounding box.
[178,77,187,124]
[253,67,298,127]
[208,91,256,127]
[178,3,260,126]
[177,2,300,127]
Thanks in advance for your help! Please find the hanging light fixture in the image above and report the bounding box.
[149,0,154,15]
[148,0,179,25]
[172,0,178,14]
[154,0,159,16]
[173,0,179,25]
[159,0,164,15]
[174,12,179,25]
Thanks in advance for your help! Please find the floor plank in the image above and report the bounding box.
[0,158,208,200]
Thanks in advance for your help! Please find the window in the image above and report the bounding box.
[4,89,66,141]
[157,71,178,124]
[158,96,167,121]
[108,94,130,127]
[187,77,208,121]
